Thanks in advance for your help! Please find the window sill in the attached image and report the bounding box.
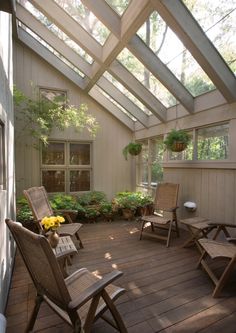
[162,160,236,169]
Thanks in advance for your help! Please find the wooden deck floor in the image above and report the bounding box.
[5,220,236,333]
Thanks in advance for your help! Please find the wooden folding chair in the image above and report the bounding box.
[6,219,127,333]
[197,238,236,297]
[24,186,83,249]
[140,183,180,247]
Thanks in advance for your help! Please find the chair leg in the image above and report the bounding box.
[139,220,146,240]
[166,220,173,248]
[213,258,236,298]
[83,294,101,333]
[25,294,43,333]
[76,232,84,249]
[102,290,128,333]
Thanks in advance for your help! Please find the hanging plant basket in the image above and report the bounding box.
[171,141,187,152]
[164,129,190,152]
[123,142,142,160]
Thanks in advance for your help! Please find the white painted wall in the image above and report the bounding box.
[0,11,16,313]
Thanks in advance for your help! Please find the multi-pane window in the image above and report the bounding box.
[197,124,229,160]
[137,137,164,189]
[41,141,92,193]
[0,122,5,190]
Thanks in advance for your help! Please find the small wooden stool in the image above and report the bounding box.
[180,217,217,252]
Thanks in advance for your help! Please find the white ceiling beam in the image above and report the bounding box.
[18,27,85,89]
[84,0,153,92]
[128,35,194,113]
[80,0,121,38]
[109,60,167,122]
[29,0,102,62]
[16,3,92,78]
[89,86,135,131]
[152,0,236,103]
[97,77,148,127]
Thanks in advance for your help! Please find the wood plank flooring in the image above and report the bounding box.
[5,220,236,333]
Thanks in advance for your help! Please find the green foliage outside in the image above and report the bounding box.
[16,197,34,223]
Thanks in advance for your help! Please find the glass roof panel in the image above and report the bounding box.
[183,0,236,75]
[117,48,176,107]
[105,0,130,16]
[19,0,93,64]
[19,21,85,78]
[96,86,136,121]
[54,0,110,45]
[104,72,152,115]
[137,11,215,96]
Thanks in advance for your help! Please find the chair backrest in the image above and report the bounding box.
[154,183,179,210]
[23,186,54,221]
[5,219,71,308]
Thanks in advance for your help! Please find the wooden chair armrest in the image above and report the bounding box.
[67,270,123,310]
[163,206,179,212]
[226,237,236,244]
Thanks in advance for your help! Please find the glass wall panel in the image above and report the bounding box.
[105,0,130,16]
[70,170,90,192]
[137,11,215,96]
[42,142,65,165]
[70,143,90,165]
[197,124,229,160]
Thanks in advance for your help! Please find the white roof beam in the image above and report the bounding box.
[89,86,135,131]
[16,3,92,78]
[152,0,236,103]
[109,60,167,122]
[97,77,148,127]
[18,28,85,89]
[84,0,153,92]
[29,0,102,62]
[128,35,194,113]
[80,0,121,38]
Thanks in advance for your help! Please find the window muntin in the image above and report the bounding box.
[197,124,229,160]
[41,141,92,193]
[137,138,164,189]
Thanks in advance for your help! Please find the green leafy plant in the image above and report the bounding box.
[99,201,113,215]
[50,194,79,210]
[122,142,142,160]
[14,86,99,147]
[164,129,191,152]
[77,191,107,206]
[84,206,100,220]
[16,197,34,223]
[114,192,140,211]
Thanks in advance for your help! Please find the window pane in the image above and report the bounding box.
[42,170,65,192]
[150,138,164,185]
[70,144,90,165]
[70,170,90,192]
[42,142,65,165]
[197,124,229,160]
[0,122,5,189]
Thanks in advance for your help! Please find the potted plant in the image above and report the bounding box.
[164,129,191,152]
[136,193,154,216]
[50,193,84,221]
[115,192,140,220]
[84,206,100,223]
[99,201,114,222]
[122,142,142,160]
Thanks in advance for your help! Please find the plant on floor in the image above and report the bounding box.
[13,86,99,147]
[16,197,34,224]
[77,191,107,206]
[99,201,114,221]
[122,142,142,160]
[164,129,191,152]
[114,192,140,220]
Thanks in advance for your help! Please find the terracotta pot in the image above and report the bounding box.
[48,230,60,248]
[122,208,135,221]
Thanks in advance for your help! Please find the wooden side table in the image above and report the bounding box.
[53,236,78,276]
[180,217,217,252]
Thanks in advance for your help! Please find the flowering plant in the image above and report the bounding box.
[41,215,65,231]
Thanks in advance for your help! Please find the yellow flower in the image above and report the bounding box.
[41,215,65,231]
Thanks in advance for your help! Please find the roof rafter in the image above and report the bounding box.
[128,35,195,113]
[18,27,134,130]
[16,3,92,78]
[18,27,85,89]
[152,0,236,102]
[109,60,167,122]
[97,76,149,127]
[29,0,102,62]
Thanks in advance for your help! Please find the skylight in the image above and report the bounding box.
[105,0,130,16]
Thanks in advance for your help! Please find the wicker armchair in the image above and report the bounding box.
[24,186,83,248]
[6,219,127,333]
[140,183,180,247]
